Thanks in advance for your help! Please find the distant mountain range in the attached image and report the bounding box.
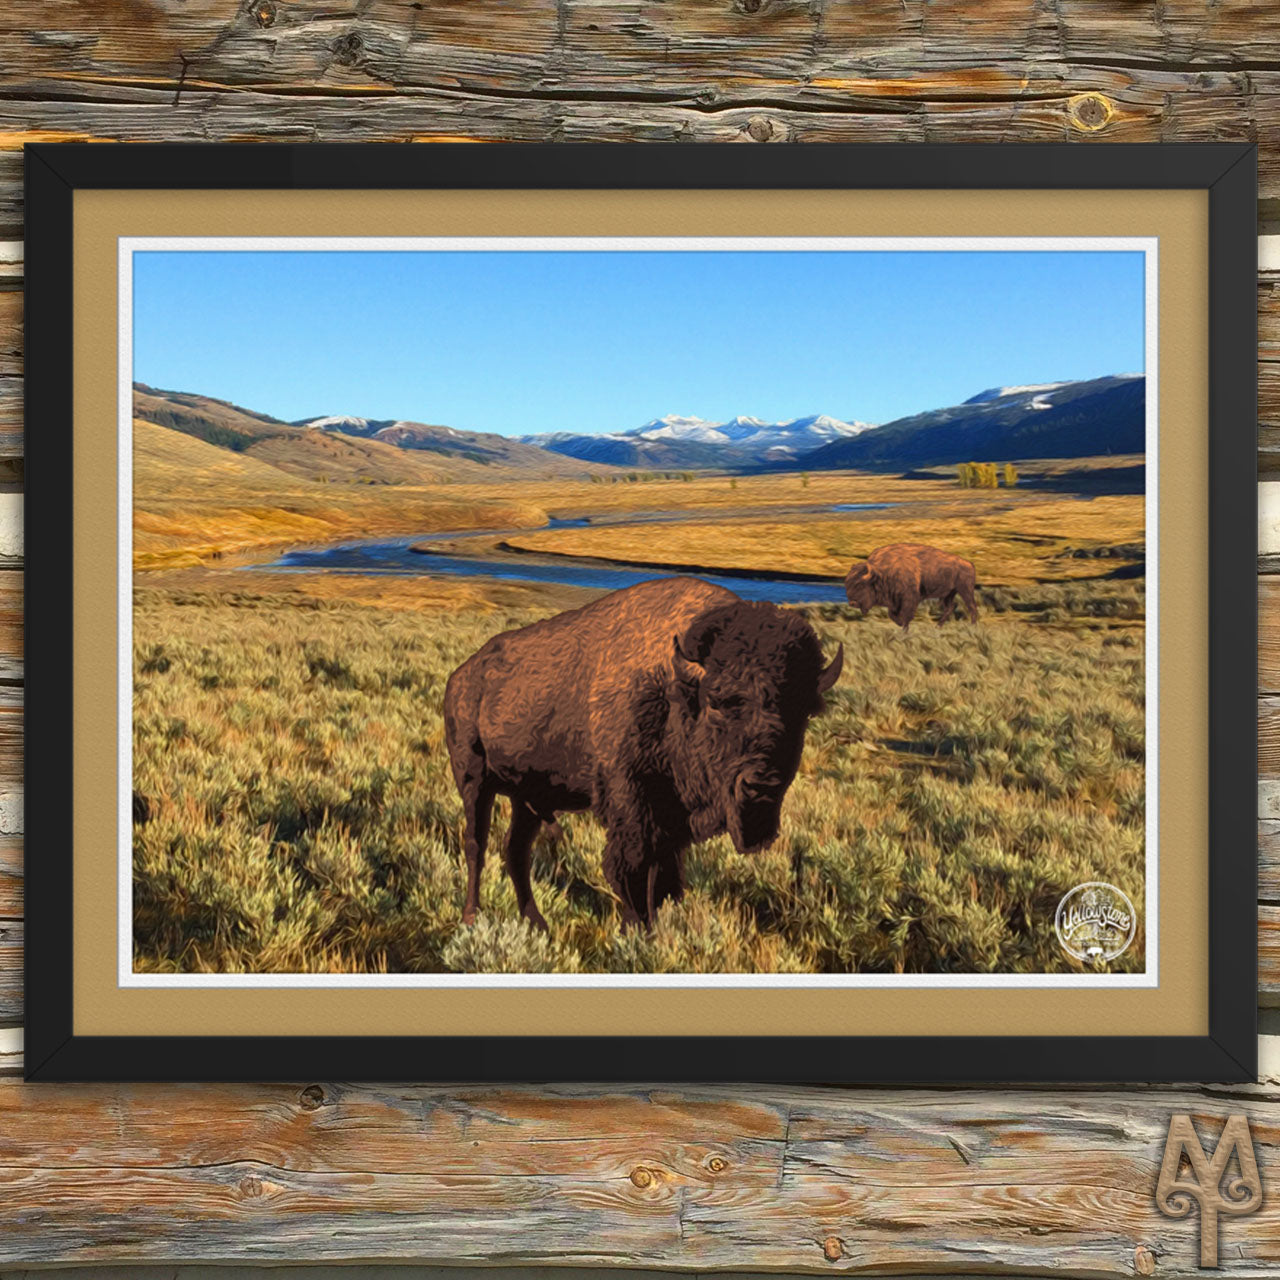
[801,374,1145,471]
[133,372,1145,482]
[521,413,875,469]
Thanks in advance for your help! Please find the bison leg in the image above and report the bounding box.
[503,800,548,932]
[604,840,683,930]
[460,774,496,926]
[895,600,918,634]
[961,582,980,622]
[937,590,957,625]
[603,838,646,930]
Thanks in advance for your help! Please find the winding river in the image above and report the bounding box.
[260,503,897,605]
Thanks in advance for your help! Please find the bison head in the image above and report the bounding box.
[672,602,842,855]
[844,562,878,614]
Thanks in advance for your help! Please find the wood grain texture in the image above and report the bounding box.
[3,15,1279,1269]
[1262,276,1280,473]
[0,0,1277,236]
[0,1080,1275,1275]
[0,920,19,1023]
[0,837,19,919]
[0,572,23,684]
[1263,907,1280,1004]
[0,288,19,460]
[1262,821,1280,902]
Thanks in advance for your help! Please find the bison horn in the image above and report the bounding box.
[816,643,843,694]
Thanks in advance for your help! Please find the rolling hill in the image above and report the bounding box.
[291,411,621,478]
[130,417,548,568]
[133,385,619,483]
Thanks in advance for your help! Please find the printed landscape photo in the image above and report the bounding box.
[127,241,1150,979]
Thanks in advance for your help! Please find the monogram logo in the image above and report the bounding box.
[1156,1115,1263,1267]
[1054,881,1135,963]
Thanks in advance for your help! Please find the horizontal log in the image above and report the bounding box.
[8,0,1280,92]
[1261,275,1280,473]
[0,570,23,683]
[3,0,1279,116]
[1264,907,1280,1005]
[1261,484,1280,561]
[0,288,17,374]
[1263,822,1280,905]
[0,77,1276,235]
[0,919,19,1023]
[0,683,22,840]
[1263,578,1280,694]
[0,286,18,460]
[0,491,22,564]
[0,1026,20,1077]
[1261,696,1280,779]
[0,836,21,918]
[0,1079,1275,1274]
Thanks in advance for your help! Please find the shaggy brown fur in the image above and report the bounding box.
[844,543,979,634]
[443,577,843,930]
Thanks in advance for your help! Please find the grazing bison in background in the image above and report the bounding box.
[844,543,979,634]
[443,577,843,930]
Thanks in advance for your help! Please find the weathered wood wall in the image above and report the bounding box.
[4,2,1280,1273]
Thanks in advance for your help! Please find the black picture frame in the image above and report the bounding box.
[22,142,1258,1084]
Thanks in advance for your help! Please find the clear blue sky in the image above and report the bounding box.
[132,248,1145,435]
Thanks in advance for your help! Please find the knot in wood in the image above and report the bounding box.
[746,116,775,142]
[330,32,364,64]
[1134,1245,1156,1276]
[299,1083,326,1110]
[1068,92,1113,132]
[706,1154,729,1173]
[737,0,763,13]
[252,0,276,27]
[239,1175,263,1198]
[823,1236,844,1262]
[629,1166,657,1188]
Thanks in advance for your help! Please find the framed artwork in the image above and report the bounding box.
[24,142,1257,1082]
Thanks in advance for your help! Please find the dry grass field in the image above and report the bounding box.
[501,491,1145,586]
[133,419,549,569]
[132,459,1147,975]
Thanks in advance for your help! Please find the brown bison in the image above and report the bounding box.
[844,543,978,633]
[443,577,843,930]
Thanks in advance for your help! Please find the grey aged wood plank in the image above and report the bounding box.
[1263,821,1280,904]
[0,920,19,1022]
[0,1080,1276,1274]
[1260,696,1280,784]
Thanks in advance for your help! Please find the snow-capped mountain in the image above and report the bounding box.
[523,412,876,468]
[299,414,384,434]
[962,382,1072,406]
[801,374,1145,471]
[634,415,729,443]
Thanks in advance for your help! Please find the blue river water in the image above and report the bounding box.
[260,503,896,605]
